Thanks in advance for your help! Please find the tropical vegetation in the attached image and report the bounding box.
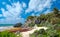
[26,8,60,37]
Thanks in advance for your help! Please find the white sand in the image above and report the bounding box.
[21,26,48,37]
[0,26,13,31]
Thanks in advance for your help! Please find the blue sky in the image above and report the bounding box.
[0,0,60,24]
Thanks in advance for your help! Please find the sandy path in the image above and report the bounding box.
[21,27,47,37]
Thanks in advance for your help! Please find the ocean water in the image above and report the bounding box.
[0,24,14,31]
[0,24,14,27]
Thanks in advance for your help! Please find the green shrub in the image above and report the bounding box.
[0,30,22,37]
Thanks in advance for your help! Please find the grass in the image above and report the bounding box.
[0,30,22,37]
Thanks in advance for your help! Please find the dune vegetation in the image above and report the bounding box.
[26,8,60,37]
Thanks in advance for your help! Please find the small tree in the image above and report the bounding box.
[14,23,22,27]
[53,8,59,14]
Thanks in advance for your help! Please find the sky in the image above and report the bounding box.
[0,0,60,24]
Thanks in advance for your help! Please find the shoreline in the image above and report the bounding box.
[0,26,13,31]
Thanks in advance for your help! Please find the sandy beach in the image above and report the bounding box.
[0,26,13,31]
[21,27,48,37]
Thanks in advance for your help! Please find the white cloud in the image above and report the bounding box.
[6,2,23,17]
[0,0,56,24]
[1,8,14,18]
[31,13,40,16]
[31,13,35,16]
[0,17,25,24]
[1,1,23,18]
[44,9,51,14]
[25,0,52,14]
[0,1,26,24]
[22,2,27,8]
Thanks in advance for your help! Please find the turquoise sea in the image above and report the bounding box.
[0,24,13,27]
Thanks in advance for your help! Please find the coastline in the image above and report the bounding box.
[0,26,13,32]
